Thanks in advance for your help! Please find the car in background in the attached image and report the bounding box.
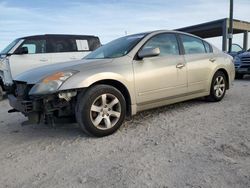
[0,34,101,100]
[227,43,250,79]
[228,43,245,58]
[7,30,235,137]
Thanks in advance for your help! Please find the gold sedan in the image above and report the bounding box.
[8,30,235,137]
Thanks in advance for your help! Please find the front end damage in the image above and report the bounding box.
[8,81,79,125]
[0,56,13,86]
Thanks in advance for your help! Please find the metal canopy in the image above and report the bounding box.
[176,18,250,51]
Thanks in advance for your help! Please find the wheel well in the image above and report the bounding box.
[89,79,132,116]
[217,68,229,89]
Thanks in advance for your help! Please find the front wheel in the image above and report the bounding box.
[76,85,126,137]
[206,71,227,102]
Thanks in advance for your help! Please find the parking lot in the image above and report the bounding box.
[0,78,249,188]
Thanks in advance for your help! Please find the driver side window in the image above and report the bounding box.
[143,33,180,56]
[19,39,46,54]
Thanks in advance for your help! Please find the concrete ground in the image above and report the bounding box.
[0,78,249,188]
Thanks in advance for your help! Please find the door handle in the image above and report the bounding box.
[209,58,216,62]
[176,63,185,69]
[40,58,48,62]
[70,57,77,60]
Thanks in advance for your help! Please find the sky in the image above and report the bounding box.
[0,0,250,51]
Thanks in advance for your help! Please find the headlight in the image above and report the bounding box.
[233,56,241,63]
[29,70,79,95]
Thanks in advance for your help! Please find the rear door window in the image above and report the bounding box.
[18,39,46,54]
[49,38,77,53]
[180,35,206,54]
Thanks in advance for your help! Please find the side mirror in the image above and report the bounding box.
[138,47,160,59]
[16,47,28,54]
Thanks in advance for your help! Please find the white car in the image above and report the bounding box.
[0,34,101,99]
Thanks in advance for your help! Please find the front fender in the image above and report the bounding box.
[59,71,136,104]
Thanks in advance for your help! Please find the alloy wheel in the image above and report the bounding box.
[90,93,121,130]
[214,76,225,98]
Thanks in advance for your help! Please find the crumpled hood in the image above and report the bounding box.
[15,58,113,84]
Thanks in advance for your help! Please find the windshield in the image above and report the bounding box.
[231,44,243,53]
[1,39,20,54]
[85,33,147,59]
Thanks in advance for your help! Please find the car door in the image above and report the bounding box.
[48,36,90,64]
[9,37,51,78]
[179,34,214,93]
[133,33,187,104]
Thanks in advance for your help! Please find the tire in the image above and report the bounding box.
[235,73,244,79]
[76,85,126,137]
[0,85,3,101]
[206,71,227,102]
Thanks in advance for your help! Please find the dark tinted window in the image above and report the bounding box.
[181,35,206,54]
[49,38,77,53]
[88,37,101,51]
[143,33,179,56]
[19,39,46,54]
[203,41,212,53]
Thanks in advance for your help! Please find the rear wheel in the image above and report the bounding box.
[206,71,227,102]
[76,85,126,137]
[235,73,244,79]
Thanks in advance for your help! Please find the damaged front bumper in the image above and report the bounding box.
[8,94,40,114]
[8,82,78,125]
[8,94,42,124]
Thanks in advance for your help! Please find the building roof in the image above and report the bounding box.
[176,18,250,38]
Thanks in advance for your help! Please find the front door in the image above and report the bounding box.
[9,38,51,78]
[133,33,187,104]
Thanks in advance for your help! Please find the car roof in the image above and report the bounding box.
[125,30,207,40]
[20,34,99,40]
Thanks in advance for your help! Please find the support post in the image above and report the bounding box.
[243,31,248,51]
[228,0,233,53]
[222,20,228,52]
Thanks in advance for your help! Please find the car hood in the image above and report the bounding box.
[15,58,114,84]
[238,51,250,58]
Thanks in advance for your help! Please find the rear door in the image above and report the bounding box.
[48,36,91,64]
[179,34,214,93]
[9,37,51,78]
